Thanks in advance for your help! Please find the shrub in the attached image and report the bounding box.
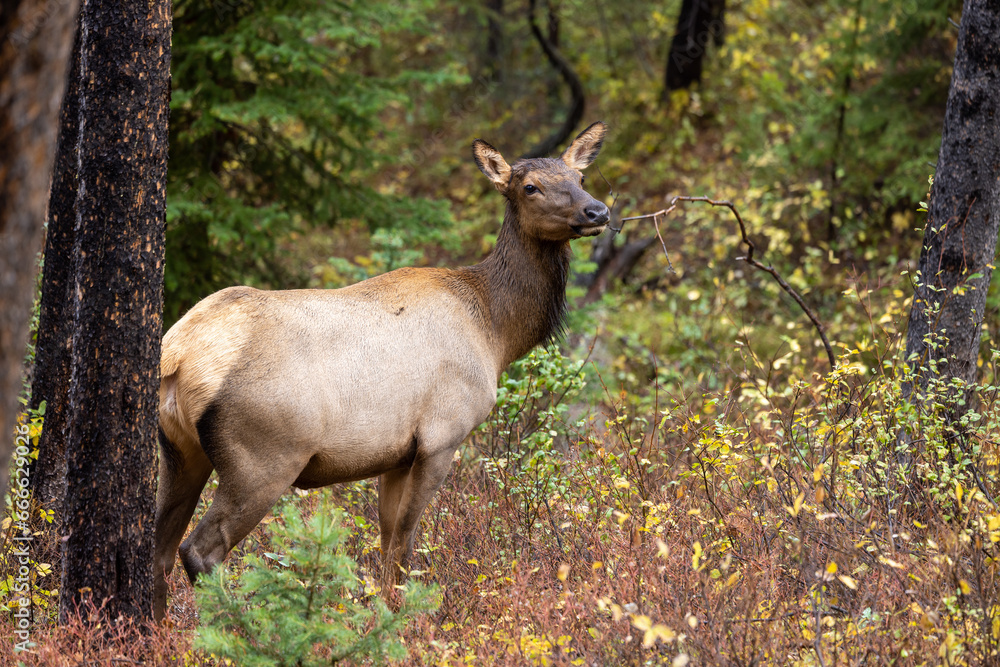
[194,492,439,666]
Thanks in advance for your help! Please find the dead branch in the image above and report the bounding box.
[615,196,837,370]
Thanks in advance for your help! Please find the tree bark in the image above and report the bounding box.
[29,20,82,513]
[903,0,1000,419]
[0,0,80,501]
[662,0,725,98]
[59,0,170,623]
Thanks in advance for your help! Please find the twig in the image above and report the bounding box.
[616,196,837,370]
[651,212,675,273]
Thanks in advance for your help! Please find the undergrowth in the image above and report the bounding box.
[8,328,999,665]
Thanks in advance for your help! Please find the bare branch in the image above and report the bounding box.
[616,196,837,370]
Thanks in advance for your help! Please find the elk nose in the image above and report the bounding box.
[586,202,610,225]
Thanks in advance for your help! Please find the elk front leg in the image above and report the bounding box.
[377,450,454,596]
[378,468,409,586]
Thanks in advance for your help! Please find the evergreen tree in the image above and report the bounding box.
[166,0,459,324]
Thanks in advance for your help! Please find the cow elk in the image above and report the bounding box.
[153,122,611,619]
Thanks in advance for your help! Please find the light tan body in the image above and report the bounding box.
[161,274,499,489]
[153,123,611,620]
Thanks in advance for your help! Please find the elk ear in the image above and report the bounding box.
[473,139,512,192]
[561,121,607,170]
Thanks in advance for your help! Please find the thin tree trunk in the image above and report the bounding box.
[30,20,82,513]
[522,0,585,159]
[903,0,1000,419]
[484,0,503,82]
[59,0,170,623]
[0,0,80,501]
[662,0,725,99]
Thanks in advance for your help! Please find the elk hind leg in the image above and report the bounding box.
[178,460,305,584]
[153,429,213,621]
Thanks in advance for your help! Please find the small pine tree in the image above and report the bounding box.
[195,493,439,666]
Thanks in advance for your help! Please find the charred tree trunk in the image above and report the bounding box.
[59,0,170,623]
[29,23,82,513]
[903,0,1000,421]
[0,0,79,501]
[662,0,725,98]
[522,0,585,159]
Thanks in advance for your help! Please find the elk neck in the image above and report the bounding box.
[460,198,571,373]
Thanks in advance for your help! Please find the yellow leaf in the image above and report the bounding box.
[879,556,905,570]
[787,491,805,517]
[557,563,571,582]
[632,614,652,632]
[826,562,838,575]
[656,539,669,558]
[959,579,971,595]
[837,575,858,590]
[813,463,824,483]
[956,483,963,504]
[653,624,676,642]
[673,655,690,667]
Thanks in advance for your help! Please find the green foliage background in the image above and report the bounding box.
[19,0,992,662]
[163,0,968,384]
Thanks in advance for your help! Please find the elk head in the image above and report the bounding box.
[473,122,610,242]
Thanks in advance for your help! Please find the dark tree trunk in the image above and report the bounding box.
[484,0,503,81]
[662,0,725,98]
[522,0,585,159]
[579,230,658,304]
[903,0,1000,419]
[59,0,170,623]
[29,22,82,513]
[546,0,559,49]
[0,0,79,501]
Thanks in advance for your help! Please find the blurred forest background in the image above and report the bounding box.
[165,0,962,389]
[11,0,1000,664]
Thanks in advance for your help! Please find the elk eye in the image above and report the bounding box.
[580,175,586,185]
[524,184,538,194]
